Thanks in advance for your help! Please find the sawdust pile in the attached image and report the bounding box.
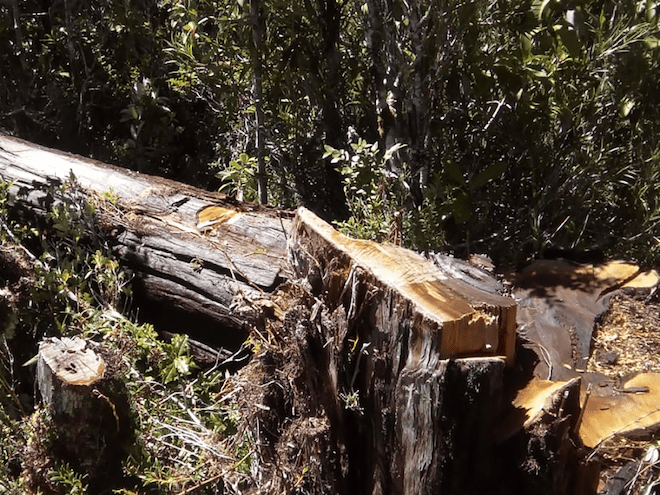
[589,293,660,377]
[587,291,660,494]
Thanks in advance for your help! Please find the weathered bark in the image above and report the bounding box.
[0,133,290,345]
[514,259,660,381]
[499,376,599,495]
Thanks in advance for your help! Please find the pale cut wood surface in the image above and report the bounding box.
[38,336,105,387]
[493,376,582,443]
[579,373,660,448]
[289,206,517,363]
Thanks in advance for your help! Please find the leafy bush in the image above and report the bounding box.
[324,138,408,243]
[2,0,660,266]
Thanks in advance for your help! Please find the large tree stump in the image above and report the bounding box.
[288,207,517,364]
[275,207,519,494]
[232,208,593,495]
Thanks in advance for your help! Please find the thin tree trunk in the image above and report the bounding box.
[319,0,342,147]
[363,0,436,205]
[316,0,351,220]
[407,1,431,199]
[251,0,267,205]
[364,0,388,138]
[10,0,25,71]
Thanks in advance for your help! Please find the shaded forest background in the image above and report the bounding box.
[1,0,660,266]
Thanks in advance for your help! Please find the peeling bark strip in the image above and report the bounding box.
[0,133,290,342]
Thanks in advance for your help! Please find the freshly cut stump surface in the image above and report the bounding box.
[37,336,106,414]
[289,207,517,364]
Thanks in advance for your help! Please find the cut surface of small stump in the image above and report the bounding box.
[37,336,106,416]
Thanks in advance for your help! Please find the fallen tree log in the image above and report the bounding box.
[0,133,291,346]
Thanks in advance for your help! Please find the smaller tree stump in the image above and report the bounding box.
[35,336,132,489]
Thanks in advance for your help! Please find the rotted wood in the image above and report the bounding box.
[0,133,291,341]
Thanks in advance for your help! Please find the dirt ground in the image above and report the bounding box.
[586,290,660,494]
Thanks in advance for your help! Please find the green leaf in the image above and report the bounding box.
[645,0,658,22]
[323,144,340,159]
[383,143,406,161]
[556,25,581,59]
[620,98,635,117]
[532,0,553,21]
[445,161,466,186]
[645,36,660,49]
[471,162,508,190]
[161,363,178,383]
[23,354,39,367]
[526,67,548,79]
[173,356,190,375]
[520,34,532,62]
